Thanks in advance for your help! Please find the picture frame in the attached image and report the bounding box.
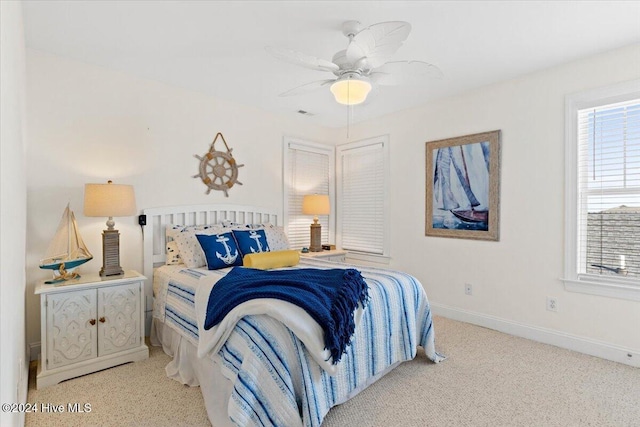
[425,130,501,241]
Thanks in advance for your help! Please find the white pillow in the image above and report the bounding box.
[167,224,227,240]
[165,241,182,265]
[258,223,290,251]
[172,225,226,268]
[166,224,187,241]
[220,220,254,231]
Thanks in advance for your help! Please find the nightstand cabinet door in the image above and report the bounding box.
[36,271,149,389]
[98,283,141,356]
[46,289,98,370]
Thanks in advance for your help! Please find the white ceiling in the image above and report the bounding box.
[23,1,640,128]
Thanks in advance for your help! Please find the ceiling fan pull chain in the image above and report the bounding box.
[347,104,353,139]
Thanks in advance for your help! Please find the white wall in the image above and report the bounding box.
[340,44,640,363]
[1,1,29,426]
[25,50,333,350]
[25,42,640,366]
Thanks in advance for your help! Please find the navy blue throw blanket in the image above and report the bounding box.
[205,267,369,363]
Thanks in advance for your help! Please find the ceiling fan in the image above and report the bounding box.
[266,20,443,106]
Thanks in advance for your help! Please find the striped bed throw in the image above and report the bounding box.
[155,267,215,346]
[154,260,443,427]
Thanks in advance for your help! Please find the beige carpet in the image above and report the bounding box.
[26,317,640,427]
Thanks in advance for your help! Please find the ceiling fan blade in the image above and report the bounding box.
[278,79,336,97]
[346,21,411,69]
[368,71,398,86]
[266,46,339,73]
[370,60,444,85]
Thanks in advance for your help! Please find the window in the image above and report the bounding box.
[336,135,390,262]
[564,80,640,301]
[283,137,335,250]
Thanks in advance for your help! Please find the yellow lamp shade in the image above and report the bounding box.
[84,181,136,217]
[302,194,330,216]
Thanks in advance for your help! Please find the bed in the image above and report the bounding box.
[142,204,443,427]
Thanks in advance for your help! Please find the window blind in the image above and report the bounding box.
[285,141,333,250]
[337,139,387,255]
[577,99,640,279]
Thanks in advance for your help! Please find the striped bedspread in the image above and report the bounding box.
[153,266,227,346]
[153,259,443,427]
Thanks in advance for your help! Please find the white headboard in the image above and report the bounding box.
[141,204,281,311]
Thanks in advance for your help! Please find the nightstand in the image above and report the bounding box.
[35,270,149,389]
[300,249,347,262]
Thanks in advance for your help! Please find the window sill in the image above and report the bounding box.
[561,277,640,301]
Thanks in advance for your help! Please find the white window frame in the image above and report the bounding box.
[563,79,640,301]
[336,135,391,264]
[283,136,335,249]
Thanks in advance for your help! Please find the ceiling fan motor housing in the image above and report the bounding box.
[341,20,361,38]
[331,50,351,71]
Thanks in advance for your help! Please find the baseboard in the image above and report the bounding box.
[431,302,639,368]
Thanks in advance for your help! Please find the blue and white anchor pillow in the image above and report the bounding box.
[173,225,225,268]
[232,229,270,257]
[196,232,243,270]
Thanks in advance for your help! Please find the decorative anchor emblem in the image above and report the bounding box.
[215,234,238,265]
[248,230,268,253]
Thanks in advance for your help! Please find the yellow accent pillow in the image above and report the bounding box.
[242,250,300,270]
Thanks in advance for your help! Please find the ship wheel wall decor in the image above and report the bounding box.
[193,132,244,197]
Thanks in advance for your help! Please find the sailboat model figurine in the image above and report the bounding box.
[40,204,93,284]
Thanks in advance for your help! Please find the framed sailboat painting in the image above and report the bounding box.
[425,130,501,241]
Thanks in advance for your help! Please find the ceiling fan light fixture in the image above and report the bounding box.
[330,76,372,105]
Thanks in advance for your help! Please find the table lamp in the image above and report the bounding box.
[302,194,330,252]
[84,180,136,276]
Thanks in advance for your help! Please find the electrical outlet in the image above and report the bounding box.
[546,297,558,312]
[464,283,473,296]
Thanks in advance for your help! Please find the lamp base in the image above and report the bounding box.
[100,229,124,276]
[309,223,322,252]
